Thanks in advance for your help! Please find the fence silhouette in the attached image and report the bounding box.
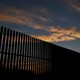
[0,26,53,75]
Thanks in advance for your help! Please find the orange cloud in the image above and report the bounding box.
[38,16,48,22]
[33,34,75,42]
[33,24,42,29]
[48,27,76,34]
[32,26,80,42]
[0,5,49,30]
[0,9,34,27]
[0,5,80,42]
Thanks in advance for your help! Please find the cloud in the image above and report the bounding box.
[58,17,67,22]
[0,5,50,30]
[67,0,80,12]
[33,34,75,42]
[38,16,48,22]
[0,4,80,42]
[70,4,80,12]
[32,26,80,42]
[0,8,34,27]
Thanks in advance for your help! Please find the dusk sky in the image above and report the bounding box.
[0,0,80,53]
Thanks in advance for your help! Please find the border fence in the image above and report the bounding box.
[0,26,53,75]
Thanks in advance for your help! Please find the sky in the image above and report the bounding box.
[0,0,80,53]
